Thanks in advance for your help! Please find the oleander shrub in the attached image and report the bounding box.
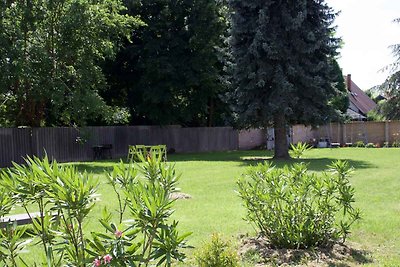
[0,155,190,267]
[289,142,312,159]
[237,160,361,249]
[195,234,239,267]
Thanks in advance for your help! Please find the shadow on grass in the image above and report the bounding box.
[72,150,375,174]
[168,150,375,172]
[73,160,119,175]
[241,157,374,172]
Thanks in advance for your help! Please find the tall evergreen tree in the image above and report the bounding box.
[103,0,229,126]
[229,0,340,158]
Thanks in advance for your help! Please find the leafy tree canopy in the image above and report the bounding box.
[377,18,400,120]
[102,0,230,126]
[0,0,141,127]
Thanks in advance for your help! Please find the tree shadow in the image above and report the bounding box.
[168,150,375,172]
[71,150,375,174]
[72,160,118,175]
[240,157,374,172]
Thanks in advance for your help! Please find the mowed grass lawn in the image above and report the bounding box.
[19,148,400,265]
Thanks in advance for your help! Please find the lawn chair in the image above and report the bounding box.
[149,145,167,162]
[127,145,148,162]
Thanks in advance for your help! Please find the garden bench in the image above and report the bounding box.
[0,212,58,228]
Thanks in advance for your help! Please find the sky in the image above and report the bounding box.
[326,0,400,90]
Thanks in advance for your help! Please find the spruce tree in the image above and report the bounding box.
[229,0,340,158]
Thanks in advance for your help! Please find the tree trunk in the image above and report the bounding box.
[273,113,290,159]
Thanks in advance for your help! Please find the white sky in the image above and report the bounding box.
[326,0,400,90]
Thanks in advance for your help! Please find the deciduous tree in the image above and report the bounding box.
[103,0,229,126]
[0,0,140,126]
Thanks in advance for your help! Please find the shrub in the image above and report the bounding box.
[365,143,376,148]
[87,156,190,267]
[195,234,239,267]
[289,142,312,159]
[0,155,190,267]
[383,142,390,148]
[392,140,400,147]
[237,161,361,249]
[354,141,365,147]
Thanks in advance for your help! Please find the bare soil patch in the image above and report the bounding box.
[239,236,373,266]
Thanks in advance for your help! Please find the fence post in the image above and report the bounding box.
[342,123,346,145]
[385,121,390,144]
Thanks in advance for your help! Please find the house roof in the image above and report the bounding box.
[346,75,377,116]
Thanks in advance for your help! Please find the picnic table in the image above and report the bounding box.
[127,145,167,162]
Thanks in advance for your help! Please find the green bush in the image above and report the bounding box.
[237,160,361,249]
[0,155,190,267]
[195,234,239,267]
[289,142,312,159]
[354,141,365,147]
[392,140,400,147]
[383,142,390,148]
[87,156,190,267]
[365,143,376,148]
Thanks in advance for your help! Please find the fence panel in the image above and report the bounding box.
[293,121,400,146]
[0,126,239,167]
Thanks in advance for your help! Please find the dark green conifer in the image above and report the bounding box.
[229,0,340,158]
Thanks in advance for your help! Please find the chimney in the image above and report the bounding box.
[346,74,352,92]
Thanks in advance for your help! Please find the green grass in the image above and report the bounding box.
[15,149,400,265]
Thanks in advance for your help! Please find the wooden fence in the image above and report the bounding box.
[0,126,239,167]
[292,121,400,145]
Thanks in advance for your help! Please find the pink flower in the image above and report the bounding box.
[115,230,123,238]
[93,258,101,267]
[103,254,112,264]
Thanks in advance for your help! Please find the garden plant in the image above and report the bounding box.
[237,160,361,249]
[0,155,189,266]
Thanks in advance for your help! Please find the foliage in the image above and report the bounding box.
[237,160,361,249]
[354,141,365,148]
[392,140,400,147]
[229,0,341,158]
[0,0,141,126]
[377,71,400,120]
[329,59,350,117]
[289,142,312,159]
[0,223,32,267]
[365,143,376,148]
[377,19,400,120]
[0,155,99,266]
[103,0,230,126]
[87,157,190,266]
[367,109,386,121]
[195,233,239,267]
[383,142,390,148]
[0,155,189,266]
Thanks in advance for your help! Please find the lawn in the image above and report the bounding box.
[17,148,400,265]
